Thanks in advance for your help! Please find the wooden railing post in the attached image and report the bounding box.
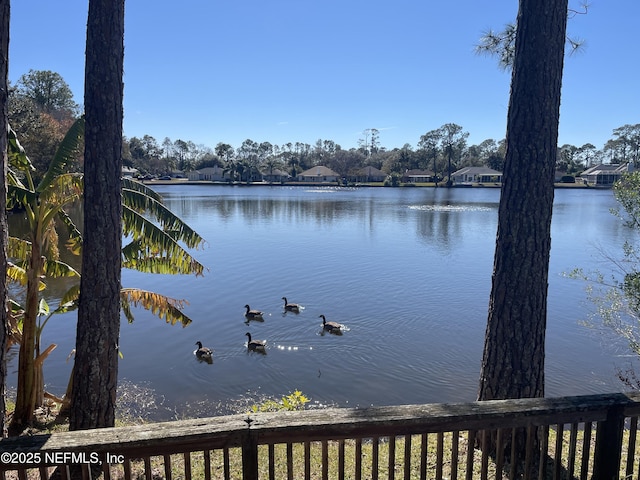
[242,429,259,480]
[592,405,625,480]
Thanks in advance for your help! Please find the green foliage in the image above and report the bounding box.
[15,69,80,117]
[250,390,310,413]
[10,70,83,179]
[613,172,640,229]
[475,6,587,71]
[120,289,192,327]
[6,119,206,428]
[121,178,206,277]
[6,118,85,428]
[8,120,206,328]
[384,172,401,187]
[570,172,640,363]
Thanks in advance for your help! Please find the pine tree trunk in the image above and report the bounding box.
[0,0,9,439]
[69,0,124,431]
[478,0,568,468]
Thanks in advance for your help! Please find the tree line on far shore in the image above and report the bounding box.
[9,70,640,184]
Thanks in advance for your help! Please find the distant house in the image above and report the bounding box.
[187,166,228,182]
[402,169,435,183]
[352,166,386,183]
[297,166,340,183]
[451,166,502,185]
[122,166,138,178]
[579,163,634,186]
[262,168,289,183]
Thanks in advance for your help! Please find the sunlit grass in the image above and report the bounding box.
[110,426,640,480]
[112,433,539,479]
[4,427,640,480]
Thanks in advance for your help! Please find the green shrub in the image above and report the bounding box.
[384,173,401,186]
[250,390,310,413]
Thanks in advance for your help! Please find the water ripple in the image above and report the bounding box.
[407,204,494,212]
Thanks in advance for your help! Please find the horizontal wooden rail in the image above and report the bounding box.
[1,391,640,479]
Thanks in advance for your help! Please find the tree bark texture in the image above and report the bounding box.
[69,0,124,431]
[478,0,569,402]
[0,0,9,438]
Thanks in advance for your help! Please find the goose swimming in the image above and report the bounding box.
[319,314,342,333]
[282,297,301,312]
[244,304,264,320]
[245,332,266,351]
[194,341,213,360]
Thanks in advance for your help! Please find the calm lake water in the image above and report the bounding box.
[7,185,637,417]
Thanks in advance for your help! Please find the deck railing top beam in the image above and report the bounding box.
[1,392,640,454]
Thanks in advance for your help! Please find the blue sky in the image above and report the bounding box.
[8,1,639,152]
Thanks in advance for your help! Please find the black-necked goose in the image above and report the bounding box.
[245,332,266,351]
[282,297,300,312]
[319,314,341,333]
[244,304,264,320]
[195,341,213,360]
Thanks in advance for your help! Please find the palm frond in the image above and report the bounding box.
[121,298,135,323]
[7,169,26,190]
[8,237,31,261]
[122,205,206,276]
[7,184,37,212]
[40,174,83,227]
[120,288,192,327]
[7,262,28,286]
[9,299,24,315]
[122,177,163,202]
[122,254,202,275]
[38,298,50,317]
[43,259,80,279]
[7,125,35,176]
[50,286,80,315]
[9,299,25,334]
[37,117,84,193]
[59,284,80,309]
[42,173,84,203]
[57,209,83,255]
[122,238,205,275]
[122,186,205,250]
[7,262,46,291]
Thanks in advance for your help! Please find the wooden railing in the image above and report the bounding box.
[2,392,640,479]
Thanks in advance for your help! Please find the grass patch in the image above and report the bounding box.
[4,425,640,479]
[106,434,488,480]
[97,427,640,479]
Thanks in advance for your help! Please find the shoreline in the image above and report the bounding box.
[142,179,600,189]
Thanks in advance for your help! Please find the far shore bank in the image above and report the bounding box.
[142,179,599,189]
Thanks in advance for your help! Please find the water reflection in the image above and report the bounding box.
[166,195,364,228]
[406,198,498,250]
[161,186,502,256]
